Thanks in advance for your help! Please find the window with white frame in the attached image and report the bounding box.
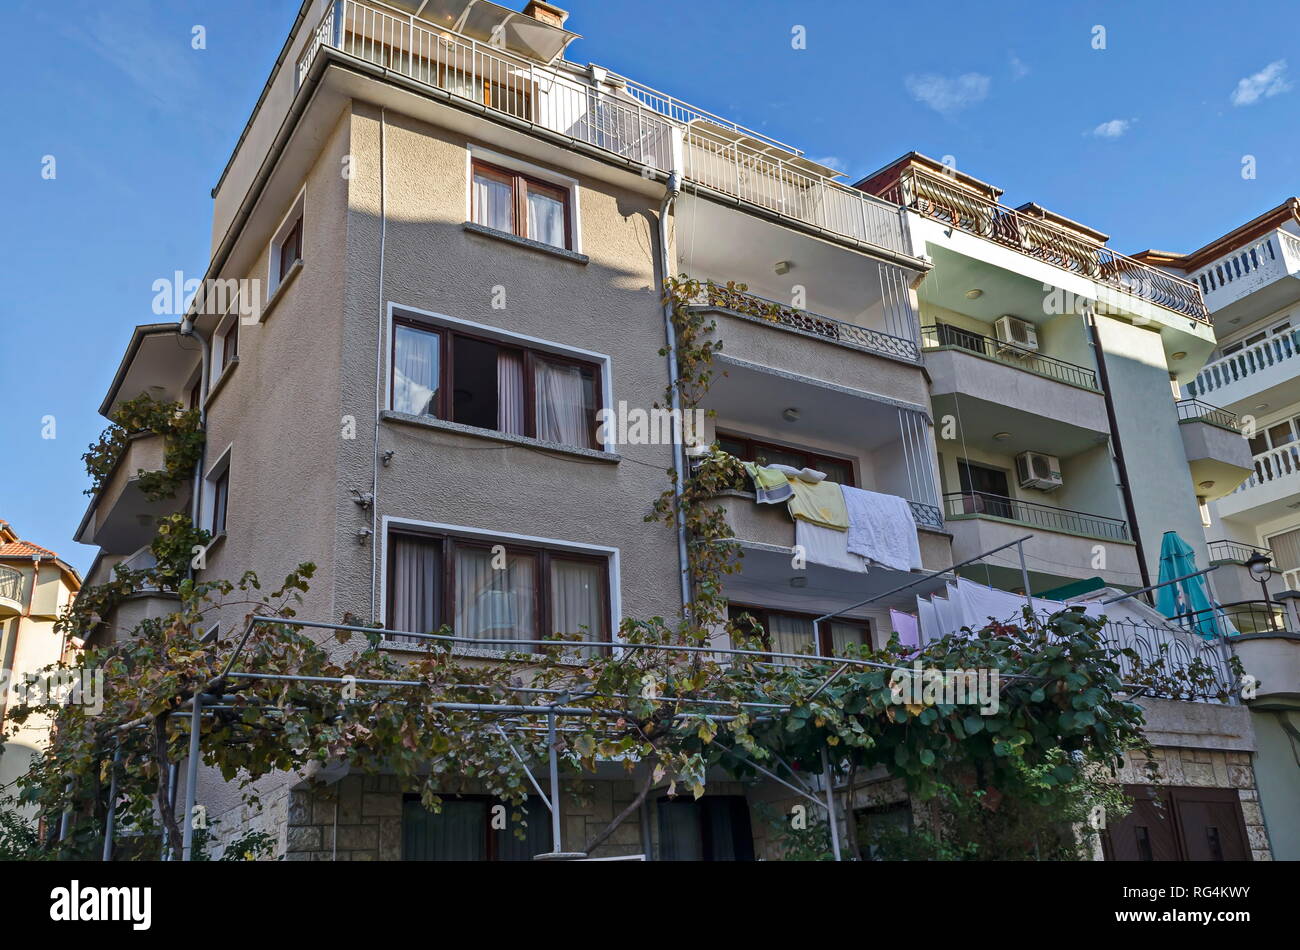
[268,191,305,296]
[205,450,232,537]
[390,311,603,450]
[469,153,576,251]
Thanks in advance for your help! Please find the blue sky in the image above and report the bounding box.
[2,0,1297,576]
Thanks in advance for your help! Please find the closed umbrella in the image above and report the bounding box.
[1155,530,1220,638]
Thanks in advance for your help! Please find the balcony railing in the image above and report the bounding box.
[1235,443,1300,495]
[0,566,22,602]
[696,283,920,362]
[1175,397,1240,431]
[908,500,944,530]
[1189,229,1300,297]
[882,167,1209,322]
[296,1,910,258]
[1206,539,1270,564]
[1098,619,1237,703]
[944,491,1130,541]
[1171,600,1289,637]
[920,323,1099,390]
[1185,331,1299,399]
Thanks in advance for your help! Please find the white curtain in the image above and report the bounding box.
[527,190,566,248]
[472,169,513,232]
[768,613,815,664]
[393,324,439,416]
[829,621,867,655]
[498,349,525,435]
[454,546,535,645]
[390,537,440,645]
[535,358,593,448]
[551,558,606,655]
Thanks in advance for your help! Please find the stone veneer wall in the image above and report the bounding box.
[1117,745,1273,861]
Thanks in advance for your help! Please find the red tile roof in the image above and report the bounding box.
[0,540,59,559]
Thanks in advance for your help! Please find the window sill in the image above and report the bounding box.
[378,640,592,665]
[260,257,304,325]
[462,222,588,264]
[381,410,619,462]
[202,531,227,559]
[205,357,240,409]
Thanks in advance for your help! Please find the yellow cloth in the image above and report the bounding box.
[786,478,848,530]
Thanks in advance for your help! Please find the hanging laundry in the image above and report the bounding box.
[795,519,869,573]
[786,476,849,530]
[842,485,922,571]
[742,461,793,504]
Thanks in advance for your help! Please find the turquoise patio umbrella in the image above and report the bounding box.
[1154,530,1220,639]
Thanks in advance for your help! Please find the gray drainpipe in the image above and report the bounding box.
[657,171,691,617]
[179,314,211,569]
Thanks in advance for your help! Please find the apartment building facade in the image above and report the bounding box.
[70,0,1275,861]
[1137,201,1300,859]
[0,521,82,824]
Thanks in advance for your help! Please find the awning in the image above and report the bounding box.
[398,0,581,64]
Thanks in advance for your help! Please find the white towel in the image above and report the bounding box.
[794,520,870,573]
[842,485,923,572]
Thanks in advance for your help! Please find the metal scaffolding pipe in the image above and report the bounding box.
[181,691,203,861]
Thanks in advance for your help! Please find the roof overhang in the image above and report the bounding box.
[98,324,200,419]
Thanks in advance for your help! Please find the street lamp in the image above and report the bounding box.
[1245,551,1276,631]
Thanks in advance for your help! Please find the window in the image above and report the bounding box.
[471,159,572,250]
[220,318,239,372]
[391,316,601,449]
[955,460,1013,518]
[401,794,551,860]
[211,468,229,536]
[387,531,610,653]
[657,796,754,861]
[269,191,305,295]
[717,431,855,486]
[727,604,869,662]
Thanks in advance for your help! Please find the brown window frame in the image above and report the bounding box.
[211,468,229,536]
[471,159,573,250]
[386,530,612,651]
[220,318,239,372]
[390,315,603,448]
[716,430,857,487]
[277,216,303,283]
[727,603,871,659]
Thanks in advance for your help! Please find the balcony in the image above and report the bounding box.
[1183,330,1300,412]
[921,324,1110,459]
[74,433,192,556]
[1175,399,1253,501]
[713,491,952,613]
[1217,443,1300,522]
[1230,628,1300,707]
[942,492,1140,591]
[880,166,1209,322]
[0,566,22,617]
[296,0,912,260]
[1188,227,1300,321]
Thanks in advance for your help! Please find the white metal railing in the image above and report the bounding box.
[1234,443,1300,495]
[295,0,909,257]
[1185,329,1299,399]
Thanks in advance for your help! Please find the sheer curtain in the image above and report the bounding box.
[527,190,566,248]
[393,324,440,416]
[551,558,606,656]
[768,613,816,664]
[454,547,536,645]
[535,358,593,448]
[472,168,513,232]
[498,349,526,435]
[390,537,441,645]
[829,621,867,656]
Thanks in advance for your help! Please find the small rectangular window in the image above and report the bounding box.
[471,159,572,250]
[211,469,229,535]
[278,217,303,283]
[221,319,239,371]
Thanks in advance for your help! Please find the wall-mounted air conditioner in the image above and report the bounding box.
[994,315,1039,355]
[1016,451,1062,491]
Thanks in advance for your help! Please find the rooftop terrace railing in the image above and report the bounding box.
[881,166,1210,322]
[296,0,911,258]
[920,323,1099,390]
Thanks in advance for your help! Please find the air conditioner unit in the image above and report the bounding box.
[994,315,1039,355]
[1016,451,1062,491]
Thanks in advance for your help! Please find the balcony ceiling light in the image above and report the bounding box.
[994,431,1011,441]
[965,288,983,299]
[774,260,793,275]
[1256,403,1270,411]
[1198,480,1215,490]
[789,576,807,588]
[1171,351,1187,361]
[782,407,800,422]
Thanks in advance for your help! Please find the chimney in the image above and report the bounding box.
[523,1,568,27]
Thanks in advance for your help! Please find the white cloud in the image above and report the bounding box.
[1009,54,1030,80]
[1231,60,1292,106]
[1089,118,1135,139]
[905,73,991,115]
[810,155,847,174]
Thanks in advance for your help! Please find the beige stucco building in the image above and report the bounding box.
[70,0,1279,861]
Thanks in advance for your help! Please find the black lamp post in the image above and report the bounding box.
[1245,551,1276,632]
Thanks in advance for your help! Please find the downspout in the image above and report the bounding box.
[1083,308,1152,592]
[370,107,388,621]
[657,170,691,616]
[179,314,212,556]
